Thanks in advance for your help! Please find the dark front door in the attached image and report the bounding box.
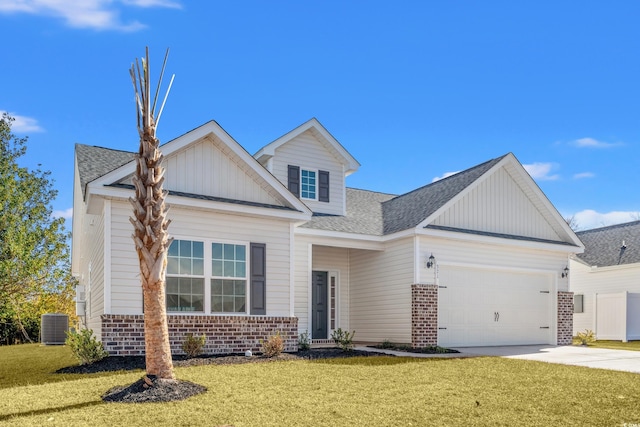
[312,271,328,339]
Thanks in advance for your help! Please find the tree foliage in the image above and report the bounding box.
[0,113,76,344]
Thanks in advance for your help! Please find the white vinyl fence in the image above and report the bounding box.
[595,292,640,342]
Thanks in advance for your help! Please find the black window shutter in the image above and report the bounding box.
[319,170,330,202]
[288,165,300,198]
[250,243,266,315]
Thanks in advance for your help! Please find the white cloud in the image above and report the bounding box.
[572,137,621,148]
[123,0,181,8]
[0,0,181,31]
[431,171,460,183]
[573,172,594,179]
[1,111,44,133]
[569,209,640,231]
[52,207,73,220]
[523,162,560,181]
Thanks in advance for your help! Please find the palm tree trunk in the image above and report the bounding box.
[130,49,175,381]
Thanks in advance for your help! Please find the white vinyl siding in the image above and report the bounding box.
[349,238,415,343]
[293,239,312,332]
[163,136,285,207]
[270,130,345,215]
[432,166,562,241]
[108,200,292,316]
[570,260,640,335]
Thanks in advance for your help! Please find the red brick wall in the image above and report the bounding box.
[557,291,574,345]
[101,314,298,356]
[411,284,438,348]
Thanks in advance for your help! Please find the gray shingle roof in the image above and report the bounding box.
[575,221,640,267]
[76,144,135,198]
[302,154,507,235]
[302,188,396,235]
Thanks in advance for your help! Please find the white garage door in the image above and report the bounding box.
[438,266,553,347]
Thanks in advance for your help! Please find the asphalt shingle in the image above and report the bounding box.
[575,221,640,267]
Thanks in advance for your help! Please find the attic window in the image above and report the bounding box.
[301,169,317,200]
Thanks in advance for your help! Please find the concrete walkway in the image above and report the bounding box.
[357,345,640,374]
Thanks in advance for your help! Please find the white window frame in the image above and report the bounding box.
[210,241,249,314]
[301,168,318,201]
[165,237,250,315]
[166,239,206,313]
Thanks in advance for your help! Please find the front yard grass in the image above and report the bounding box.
[1,344,640,426]
[573,338,640,351]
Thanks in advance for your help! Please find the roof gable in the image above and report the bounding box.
[576,221,640,267]
[79,121,312,216]
[381,155,505,234]
[254,118,360,175]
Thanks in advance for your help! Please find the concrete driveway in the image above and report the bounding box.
[452,345,640,374]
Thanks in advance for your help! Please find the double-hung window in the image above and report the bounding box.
[211,243,247,313]
[301,169,317,200]
[166,240,204,312]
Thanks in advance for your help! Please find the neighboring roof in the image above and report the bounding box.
[76,144,135,198]
[302,155,505,236]
[575,221,640,267]
[254,117,361,175]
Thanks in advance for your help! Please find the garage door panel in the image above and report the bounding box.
[438,266,553,347]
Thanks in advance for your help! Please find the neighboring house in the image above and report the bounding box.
[72,118,583,355]
[570,221,640,341]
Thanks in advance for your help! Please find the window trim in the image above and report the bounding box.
[166,240,206,313]
[211,241,249,314]
[165,237,252,315]
[573,294,584,314]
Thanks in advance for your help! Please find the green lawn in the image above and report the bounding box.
[573,338,640,352]
[1,344,640,426]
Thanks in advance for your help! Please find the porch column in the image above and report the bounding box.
[411,284,438,348]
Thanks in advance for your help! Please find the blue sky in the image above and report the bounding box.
[1,1,639,231]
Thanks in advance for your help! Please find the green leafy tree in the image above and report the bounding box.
[0,113,75,343]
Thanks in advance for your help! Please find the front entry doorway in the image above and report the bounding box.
[312,271,328,339]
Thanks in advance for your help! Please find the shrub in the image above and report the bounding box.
[576,329,595,346]
[380,339,394,349]
[182,333,206,358]
[331,328,356,352]
[298,330,311,351]
[65,328,108,365]
[261,331,285,357]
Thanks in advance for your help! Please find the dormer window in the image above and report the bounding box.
[288,165,330,203]
[301,169,317,200]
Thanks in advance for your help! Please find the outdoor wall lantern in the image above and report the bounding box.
[561,266,569,278]
[426,253,436,269]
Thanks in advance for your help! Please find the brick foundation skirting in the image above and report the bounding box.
[101,314,298,356]
[557,291,574,345]
[411,284,438,348]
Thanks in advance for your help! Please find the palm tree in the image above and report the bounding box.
[129,48,175,382]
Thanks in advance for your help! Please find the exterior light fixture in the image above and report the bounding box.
[426,253,436,269]
[561,266,569,278]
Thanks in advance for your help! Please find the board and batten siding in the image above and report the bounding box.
[163,136,285,207]
[349,238,415,343]
[570,260,640,334]
[432,166,561,242]
[269,130,345,215]
[312,245,350,332]
[108,200,293,317]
